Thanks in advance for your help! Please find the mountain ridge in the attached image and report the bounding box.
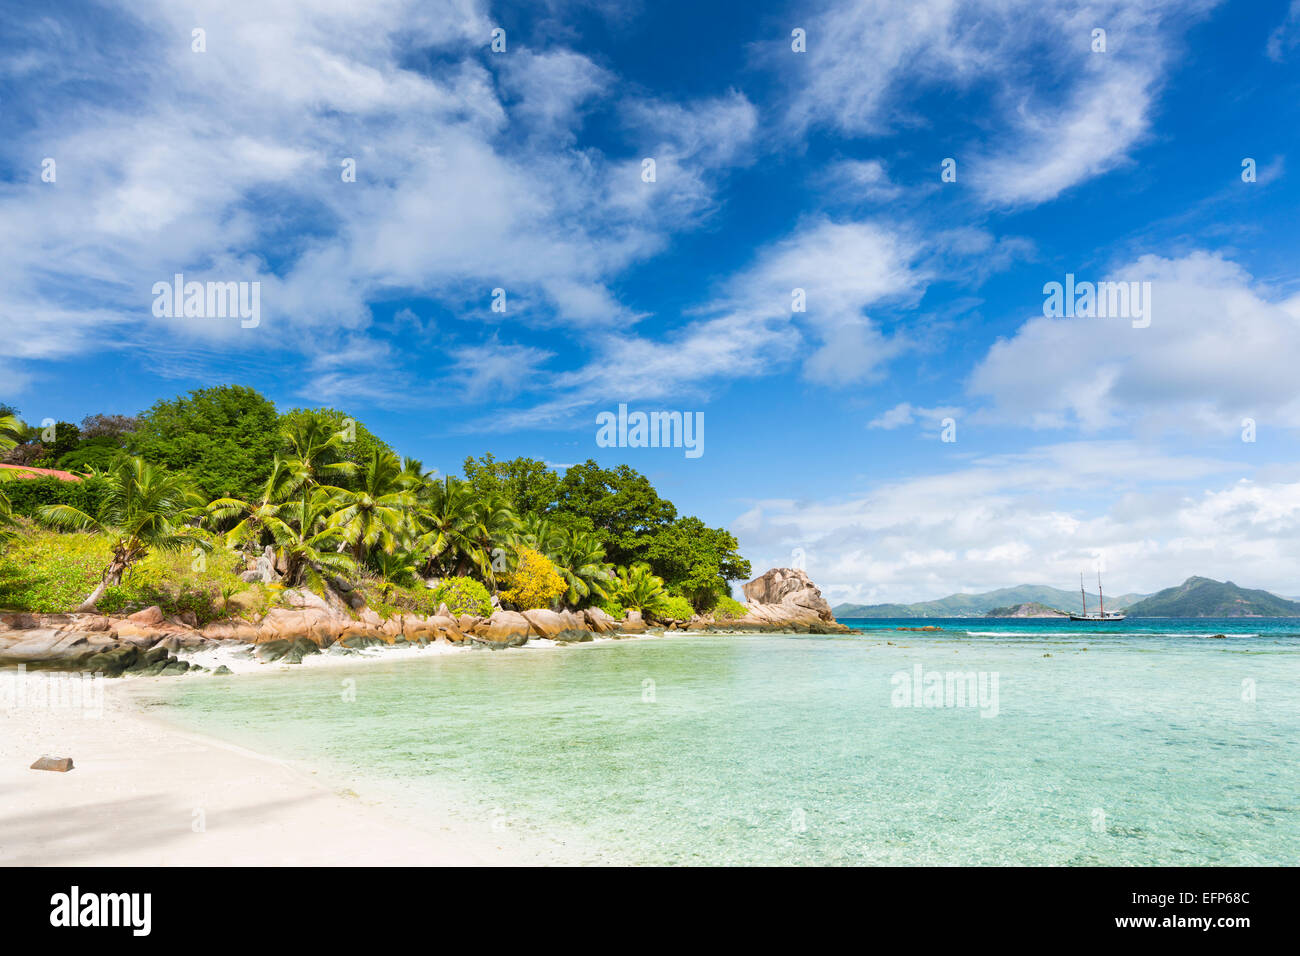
[1122,577,1300,617]
[832,584,1146,618]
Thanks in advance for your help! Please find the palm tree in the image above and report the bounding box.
[469,491,519,588]
[261,487,355,591]
[369,548,422,594]
[0,413,22,543]
[205,454,292,552]
[415,476,482,578]
[38,455,209,611]
[278,415,357,502]
[516,513,560,554]
[551,526,613,608]
[329,449,414,563]
[399,456,437,489]
[610,563,668,613]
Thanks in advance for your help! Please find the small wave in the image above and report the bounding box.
[905,629,1265,639]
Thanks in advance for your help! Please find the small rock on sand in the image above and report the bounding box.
[30,756,75,772]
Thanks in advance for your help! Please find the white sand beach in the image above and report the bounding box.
[0,673,551,866]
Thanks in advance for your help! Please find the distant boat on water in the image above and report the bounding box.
[1070,571,1126,621]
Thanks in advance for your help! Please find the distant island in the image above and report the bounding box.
[833,584,1147,618]
[1122,577,1300,618]
[984,602,1068,618]
[835,577,1300,619]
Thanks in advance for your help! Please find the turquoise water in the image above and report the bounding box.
[156,619,1300,865]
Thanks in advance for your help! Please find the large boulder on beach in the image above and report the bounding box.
[30,756,75,773]
[520,609,591,641]
[583,607,618,634]
[127,605,165,627]
[202,620,261,643]
[620,609,648,634]
[402,615,445,643]
[0,628,90,662]
[713,567,851,634]
[742,568,837,621]
[470,610,533,646]
[430,614,464,642]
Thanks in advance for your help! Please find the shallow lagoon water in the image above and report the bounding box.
[157,620,1300,865]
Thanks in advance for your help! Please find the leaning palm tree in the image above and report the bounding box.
[261,487,355,591]
[551,527,613,608]
[329,449,414,563]
[38,455,209,611]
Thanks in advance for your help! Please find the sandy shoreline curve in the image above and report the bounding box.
[0,651,598,866]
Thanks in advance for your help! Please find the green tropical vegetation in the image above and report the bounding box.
[0,385,751,623]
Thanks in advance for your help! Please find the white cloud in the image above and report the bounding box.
[732,441,1297,603]
[968,252,1300,433]
[780,0,1217,206]
[825,159,904,202]
[718,218,925,385]
[868,402,963,431]
[1267,1,1300,60]
[0,0,755,398]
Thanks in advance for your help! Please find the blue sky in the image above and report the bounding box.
[3,0,1300,603]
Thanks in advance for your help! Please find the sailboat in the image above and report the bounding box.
[1069,571,1126,621]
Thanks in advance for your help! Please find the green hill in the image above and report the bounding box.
[833,584,1146,618]
[985,602,1068,618]
[1124,577,1300,617]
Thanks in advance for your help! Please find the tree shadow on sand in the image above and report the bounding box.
[0,791,325,866]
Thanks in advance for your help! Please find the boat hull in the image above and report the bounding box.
[1068,614,1126,621]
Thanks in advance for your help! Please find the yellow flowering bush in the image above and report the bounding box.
[501,547,567,610]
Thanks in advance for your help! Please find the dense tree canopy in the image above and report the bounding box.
[3,386,752,614]
[128,386,281,500]
[462,456,749,605]
[462,453,561,517]
[553,461,678,563]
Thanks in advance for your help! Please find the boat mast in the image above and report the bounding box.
[1080,573,1086,615]
[1098,570,1105,617]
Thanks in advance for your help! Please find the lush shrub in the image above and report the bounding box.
[358,577,440,620]
[0,476,107,517]
[93,541,249,625]
[500,547,567,610]
[593,597,625,619]
[714,595,747,619]
[0,525,109,612]
[0,525,253,623]
[430,576,492,617]
[609,563,669,613]
[654,594,696,621]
